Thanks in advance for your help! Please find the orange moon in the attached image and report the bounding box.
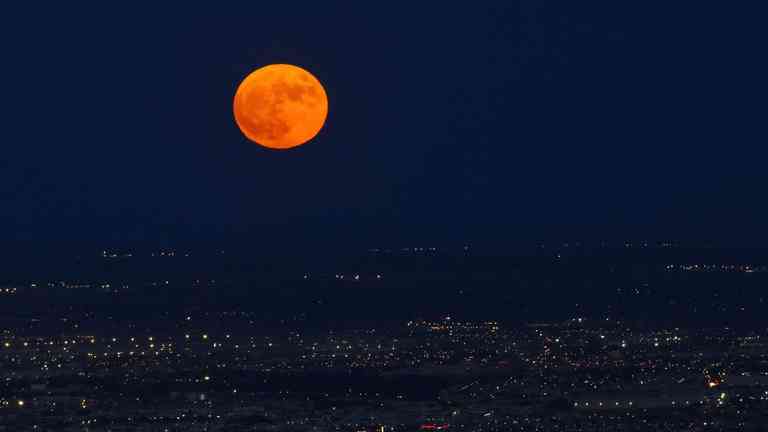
[233,64,328,150]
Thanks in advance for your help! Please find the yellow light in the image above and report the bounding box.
[202,334,209,340]
[17,400,24,407]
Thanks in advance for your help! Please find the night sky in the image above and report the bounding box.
[2,3,766,253]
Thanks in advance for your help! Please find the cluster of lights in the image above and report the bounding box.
[666,264,765,273]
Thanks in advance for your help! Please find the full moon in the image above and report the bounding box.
[233,64,328,150]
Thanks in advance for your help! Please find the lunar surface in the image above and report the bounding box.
[233,64,328,149]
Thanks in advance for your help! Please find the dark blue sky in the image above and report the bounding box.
[1,3,766,251]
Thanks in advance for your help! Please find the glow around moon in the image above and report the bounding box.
[233,64,328,150]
